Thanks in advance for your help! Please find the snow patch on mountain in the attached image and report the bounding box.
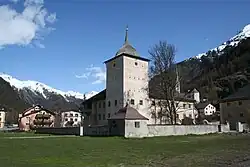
[0,73,97,100]
[194,24,250,59]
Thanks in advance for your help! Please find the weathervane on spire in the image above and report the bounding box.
[125,25,129,44]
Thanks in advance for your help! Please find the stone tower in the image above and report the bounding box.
[104,26,150,119]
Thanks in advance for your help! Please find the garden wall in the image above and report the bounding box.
[124,122,231,138]
[35,127,80,135]
[83,125,109,136]
[147,124,219,137]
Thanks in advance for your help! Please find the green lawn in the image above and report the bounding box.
[0,131,50,137]
[0,133,250,167]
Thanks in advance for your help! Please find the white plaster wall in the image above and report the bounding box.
[124,122,230,138]
[203,104,216,116]
[0,111,6,128]
[147,125,219,137]
[61,111,82,127]
[124,120,149,138]
[193,92,200,103]
[123,56,151,121]
[105,56,124,119]
[220,123,230,132]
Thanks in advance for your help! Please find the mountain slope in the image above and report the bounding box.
[0,77,30,124]
[179,24,250,100]
[0,74,98,122]
[193,24,250,59]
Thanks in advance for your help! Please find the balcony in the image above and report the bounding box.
[33,119,53,125]
[35,114,51,119]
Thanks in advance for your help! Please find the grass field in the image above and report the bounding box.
[0,133,250,167]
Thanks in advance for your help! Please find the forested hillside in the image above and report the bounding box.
[179,38,250,100]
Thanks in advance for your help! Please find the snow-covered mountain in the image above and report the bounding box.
[0,73,97,101]
[194,24,250,59]
[0,73,98,111]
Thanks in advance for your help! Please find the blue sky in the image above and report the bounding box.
[0,0,250,94]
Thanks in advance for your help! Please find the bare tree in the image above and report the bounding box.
[148,40,181,124]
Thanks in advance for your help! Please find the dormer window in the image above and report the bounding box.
[113,63,116,67]
[135,62,138,66]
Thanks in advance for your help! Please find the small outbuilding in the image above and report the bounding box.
[108,105,149,137]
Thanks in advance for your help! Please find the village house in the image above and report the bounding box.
[0,106,6,128]
[220,84,250,131]
[82,27,200,128]
[196,102,217,116]
[18,105,56,131]
[61,110,83,127]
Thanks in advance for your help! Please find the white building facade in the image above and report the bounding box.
[196,103,216,116]
[61,110,83,127]
[0,107,6,128]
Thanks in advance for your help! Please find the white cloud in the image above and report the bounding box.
[76,65,106,85]
[0,0,57,48]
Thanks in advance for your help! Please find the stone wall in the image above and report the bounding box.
[124,120,231,138]
[35,127,80,135]
[147,125,219,137]
[84,125,109,136]
[220,123,230,132]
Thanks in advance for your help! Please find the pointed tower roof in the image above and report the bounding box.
[115,25,139,57]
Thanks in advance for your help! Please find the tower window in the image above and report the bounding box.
[108,113,111,118]
[103,114,105,120]
[130,99,135,105]
[113,63,116,67]
[98,114,101,120]
[139,100,143,105]
[103,102,105,108]
[108,101,111,107]
[135,62,138,66]
[115,100,117,106]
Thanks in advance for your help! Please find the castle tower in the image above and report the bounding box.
[104,26,150,118]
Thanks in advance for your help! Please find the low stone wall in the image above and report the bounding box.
[84,125,109,136]
[220,124,230,132]
[35,127,80,135]
[147,125,220,137]
[125,122,232,138]
[237,122,249,132]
